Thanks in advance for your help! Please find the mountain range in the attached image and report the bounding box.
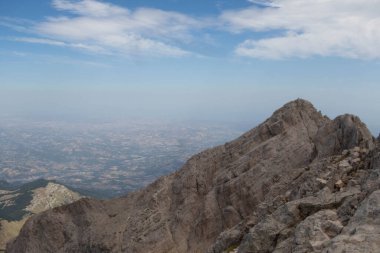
[6,99,380,253]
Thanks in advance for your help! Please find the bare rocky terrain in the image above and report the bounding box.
[6,99,380,253]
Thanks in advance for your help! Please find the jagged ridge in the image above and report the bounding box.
[6,99,378,253]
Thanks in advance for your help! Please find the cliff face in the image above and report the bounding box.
[7,99,378,253]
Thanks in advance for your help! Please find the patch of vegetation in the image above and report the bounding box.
[0,190,32,221]
[0,178,54,221]
[19,178,51,192]
[0,180,11,190]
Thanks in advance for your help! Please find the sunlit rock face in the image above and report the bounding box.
[7,99,380,253]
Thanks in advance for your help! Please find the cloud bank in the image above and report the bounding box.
[2,0,380,59]
[221,0,380,59]
[29,0,206,57]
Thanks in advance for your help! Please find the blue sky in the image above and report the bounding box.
[0,0,380,134]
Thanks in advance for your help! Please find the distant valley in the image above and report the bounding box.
[0,120,242,198]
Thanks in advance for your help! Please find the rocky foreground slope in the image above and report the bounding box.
[7,99,380,253]
[0,179,82,250]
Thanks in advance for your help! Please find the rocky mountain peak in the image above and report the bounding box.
[270,98,324,125]
[6,99,379,253]
[232,99,328,152]
[274,98,319,115]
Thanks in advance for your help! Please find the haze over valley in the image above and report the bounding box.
[0,119,241,198]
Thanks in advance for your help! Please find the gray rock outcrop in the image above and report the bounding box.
[6,99,379,253]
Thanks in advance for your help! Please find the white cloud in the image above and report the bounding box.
[8,37,107,53]
[221,0,380,59]
[10,0,206,57]
[5,0,380,60]
[12,37,67,47]
[52,0,128,17]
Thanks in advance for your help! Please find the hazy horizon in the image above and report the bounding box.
[1,0,380,135]
[0,87,378,135]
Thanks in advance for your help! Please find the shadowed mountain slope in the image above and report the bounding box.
[7,99,378,253]
[0,179,82,251]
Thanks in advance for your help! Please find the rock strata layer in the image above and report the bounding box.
[7,99,379,253]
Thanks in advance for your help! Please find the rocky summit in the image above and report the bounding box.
[6,99,380,253]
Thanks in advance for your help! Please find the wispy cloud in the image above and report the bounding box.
[4,0,208,57]
[8,36,111,54]
[2,0,380,60]
[221,0,380,59]
[11,37,67,47]
[52,0,129,17]
[0,17,36,33]
[0,48,111,67]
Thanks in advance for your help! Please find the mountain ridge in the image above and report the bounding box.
[0,179,82,250]
[7,99,379,253]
